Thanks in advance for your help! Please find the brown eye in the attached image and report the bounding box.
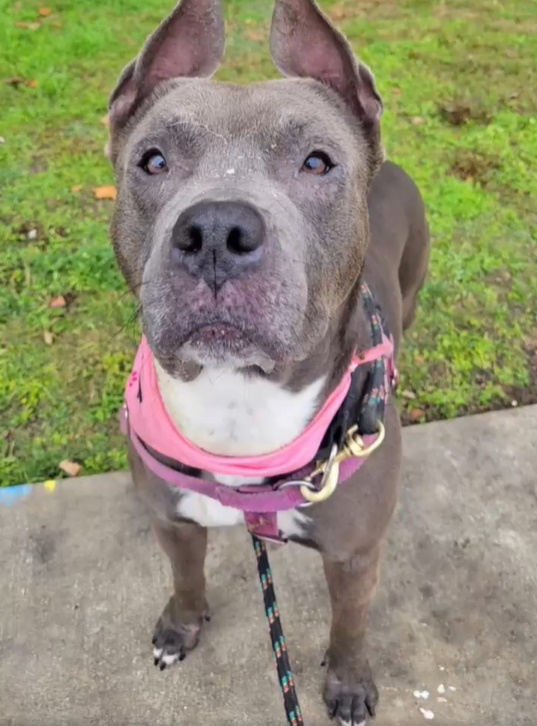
[301,151,334,175]
[139,149,168,175]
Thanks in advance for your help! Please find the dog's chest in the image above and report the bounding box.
[155,364,324,537]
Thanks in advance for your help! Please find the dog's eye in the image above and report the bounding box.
[301,152,334,176]
[139,150,168,176]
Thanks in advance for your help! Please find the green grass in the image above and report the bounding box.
[1,0,536,485]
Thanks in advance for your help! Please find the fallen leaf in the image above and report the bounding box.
[71,184,83,193]
[415,355,425,364]
[94,185,117,200]
[43,331,54,345]
[0,136,5,144]
[26,79,39,88]
[411,116,424,125]
[101,114,110,127]
[49,295,66,308]
[401,390,417,400]
[7,76,24,86]
[59,460,81,477]
[44,479,57,492]
[27,228,37,240]
[15,20,40,30]
[392,87,402,96]
[38,7,52,15]
[410,408,426,422]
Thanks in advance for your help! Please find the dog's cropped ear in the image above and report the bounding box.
[270,0,382,136]
[109,0,225,130]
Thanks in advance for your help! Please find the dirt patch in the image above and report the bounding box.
[438,102,493,126]
[449,149,500,186]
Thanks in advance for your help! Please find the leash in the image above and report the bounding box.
[253,535,304,726]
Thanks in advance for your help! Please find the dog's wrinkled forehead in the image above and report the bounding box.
[121,79,364,172]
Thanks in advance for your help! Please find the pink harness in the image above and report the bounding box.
[121,334,395,542]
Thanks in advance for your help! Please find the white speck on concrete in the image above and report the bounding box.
[437,684,446,694]
[448,686,457,692]
[419,707,435,720]
[437,697,448,704]
[413,690,430,700]
[225,168,235,175]
[438,665,445,671]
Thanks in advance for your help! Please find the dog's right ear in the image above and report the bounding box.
[109,0,225,130]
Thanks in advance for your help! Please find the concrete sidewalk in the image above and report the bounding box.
[1,407,536,726]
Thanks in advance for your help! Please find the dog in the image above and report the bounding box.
[107,0,430,722]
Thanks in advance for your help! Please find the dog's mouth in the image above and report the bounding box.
[179,321,277,372]
[187,322,250,349]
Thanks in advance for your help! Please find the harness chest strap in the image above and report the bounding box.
[121,403,381,541]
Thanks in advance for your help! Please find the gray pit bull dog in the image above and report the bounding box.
[107,0,430,722]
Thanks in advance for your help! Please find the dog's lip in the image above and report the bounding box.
[188,322,248,340]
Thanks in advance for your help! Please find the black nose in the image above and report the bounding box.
[171,200,266,290]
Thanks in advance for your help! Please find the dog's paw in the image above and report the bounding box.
[323,661,379,725]
[152,601,210,671]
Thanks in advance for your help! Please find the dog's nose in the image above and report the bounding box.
[171,201,266,289]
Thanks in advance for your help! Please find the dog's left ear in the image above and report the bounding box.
[270,0,382,138]
[109,0,225,130]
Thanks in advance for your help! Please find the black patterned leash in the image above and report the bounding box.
[253,536,304,726]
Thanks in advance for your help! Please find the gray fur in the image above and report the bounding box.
[108,0,430,721]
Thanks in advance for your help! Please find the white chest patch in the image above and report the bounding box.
[155,363,324,537]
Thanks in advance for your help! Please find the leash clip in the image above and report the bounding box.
[299,422,386,504]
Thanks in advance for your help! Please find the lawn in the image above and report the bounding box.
[1,0,536,486]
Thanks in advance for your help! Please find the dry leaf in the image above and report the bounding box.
[401,390,417,400]
[16,20,41,30]
[49,295,66,308]
[415,355,425,364]
[411,116,424,125]
[71,184,83,193]
[26,79,39,88]
[59,460,81,477]
[410,408,426,422]
[0,136,5,144]
[43,331,54,345]
[94,185,117,200]
[38,7,52,15]
[392,87,402,96]
[7,76,24,86]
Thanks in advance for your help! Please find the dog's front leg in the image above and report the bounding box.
[151,519,208,669]
[322,546,380,725]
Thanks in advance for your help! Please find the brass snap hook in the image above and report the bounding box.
[300,444,340,504]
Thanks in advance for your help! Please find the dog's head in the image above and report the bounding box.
[109,0,383,378]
